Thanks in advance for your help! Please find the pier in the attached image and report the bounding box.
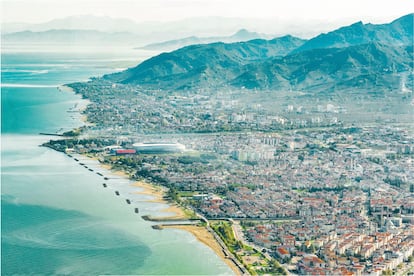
[151,222,198,230]
[39,132,65,137]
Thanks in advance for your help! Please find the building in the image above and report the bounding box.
[132,142,186,154]
[113,149,136,155]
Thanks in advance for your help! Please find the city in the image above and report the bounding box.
[43,78,414,275]
[3,2,413,275]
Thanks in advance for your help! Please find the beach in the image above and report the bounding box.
[57,83,241,275]
[131,181,188,219]
[55,86,242,274]
[101,164,242,275]
[163,224,243,275]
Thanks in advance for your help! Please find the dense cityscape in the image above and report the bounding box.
[42,76,414,275]
[2,0,413,274]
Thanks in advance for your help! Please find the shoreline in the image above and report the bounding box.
[59,84,75,93]
[96,162,243,275]
[60,84,90,125]
[163,224,244,275]
[62,82,244,275]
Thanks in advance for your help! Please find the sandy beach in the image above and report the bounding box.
[131,180,189,219]
[99,164,241,275]
[163,224,243,275]
[108,168,186,216]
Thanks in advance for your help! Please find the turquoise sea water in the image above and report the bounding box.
[1,49,233,275]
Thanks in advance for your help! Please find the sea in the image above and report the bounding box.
[1,46,233,275]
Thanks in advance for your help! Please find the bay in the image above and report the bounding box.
[1,48,233,275]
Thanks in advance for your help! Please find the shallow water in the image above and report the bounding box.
[1,50,233,275]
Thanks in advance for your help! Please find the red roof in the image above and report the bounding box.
[115,149,136,154]
[278,247,289,255]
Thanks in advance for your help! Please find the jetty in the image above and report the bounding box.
[39,132,65,137]
[151,223,194,230]
[141,215,200,223]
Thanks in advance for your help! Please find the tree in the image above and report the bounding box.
[168,187,179,202]
[408,255,413,263]
[269,259,287,275]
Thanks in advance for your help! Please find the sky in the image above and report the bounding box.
[1,0,413,24]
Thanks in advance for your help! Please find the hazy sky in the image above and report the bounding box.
[1,0,412,24]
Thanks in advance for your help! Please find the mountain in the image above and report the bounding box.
[2,29,144,46]
[2,15,351,44]
[105,35,307,89]
[140,36,206,51]
[292,13,413,53]
[106,41,412,92]
[232,42,413,91]
[140,29,270,51]
[1,15,142,34]
[1,17,277,48]
[229,29,268,41]
[103,14,412,92]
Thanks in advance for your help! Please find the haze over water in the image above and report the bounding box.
[1,48,233,275]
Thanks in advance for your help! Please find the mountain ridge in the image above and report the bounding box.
[232,42,413,91]
[2,29,144,45]
[105,35,307,89]
[291,13,413,53]
[140,29,271,51]
[104,14,413,93]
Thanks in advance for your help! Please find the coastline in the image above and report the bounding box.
[60,84,90,125]
[59,84,75,93]
[62,82,244,275]
[97,163,243,275]
[163,224,243,275]
[131,181,188,219]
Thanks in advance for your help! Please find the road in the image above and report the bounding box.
[231,219,296,275]
[196,214,249,275]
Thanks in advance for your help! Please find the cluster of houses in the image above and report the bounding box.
[66,85,414,276]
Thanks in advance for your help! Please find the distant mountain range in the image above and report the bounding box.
[2,29,144,46]
[0,15,281,46]
[2,23,273,49]
[139,29,272,51]
[105,14,413,93]
[2,15,141,34]
[1,15,360,46]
